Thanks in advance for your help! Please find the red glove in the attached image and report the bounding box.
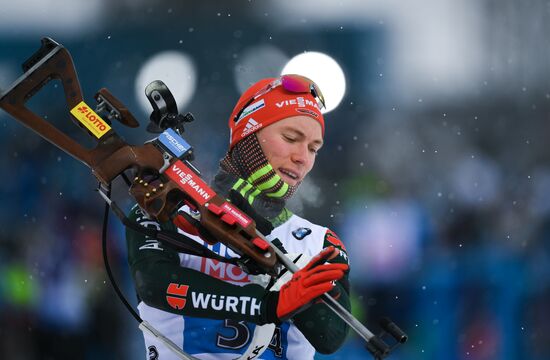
[275,246,348,321]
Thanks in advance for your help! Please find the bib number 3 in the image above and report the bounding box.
[216,319,283,357]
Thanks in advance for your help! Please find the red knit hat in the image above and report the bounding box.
[228,77,325,148]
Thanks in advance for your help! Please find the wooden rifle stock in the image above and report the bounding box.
[0,37,276,273]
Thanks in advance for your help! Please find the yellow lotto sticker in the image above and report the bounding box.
[70,101,111,139]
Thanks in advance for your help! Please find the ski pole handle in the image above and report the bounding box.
[260,230,391,357]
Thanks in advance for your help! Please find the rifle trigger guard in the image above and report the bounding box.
[159,152,173,173]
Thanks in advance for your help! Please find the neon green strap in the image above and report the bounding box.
[248,164,273,184]
[266,182,289,198]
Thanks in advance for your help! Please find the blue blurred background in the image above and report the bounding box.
[1,1,549,359]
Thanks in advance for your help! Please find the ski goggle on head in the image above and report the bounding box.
[233,74,326,122]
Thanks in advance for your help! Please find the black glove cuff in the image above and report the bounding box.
[261,291,282,325]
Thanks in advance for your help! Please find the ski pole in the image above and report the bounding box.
[257,230,392,358]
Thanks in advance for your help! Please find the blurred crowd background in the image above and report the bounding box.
[1,1,549,359]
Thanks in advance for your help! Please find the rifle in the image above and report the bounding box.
[0,37,407,359]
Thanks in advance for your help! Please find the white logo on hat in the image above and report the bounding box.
[241,118,263,137]
[245,118,258,128]
[236,99,265,124]
[276,97,320,110]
